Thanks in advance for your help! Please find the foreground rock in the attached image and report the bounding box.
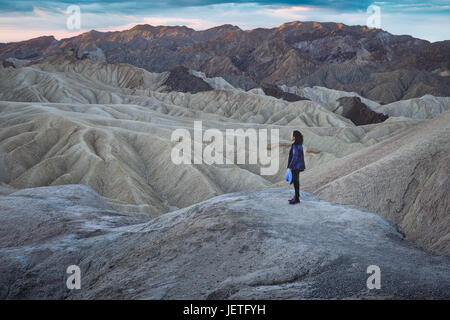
[301,109,450,255]
[1,185,449,299]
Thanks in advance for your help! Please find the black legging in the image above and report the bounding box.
[292,169,300,201]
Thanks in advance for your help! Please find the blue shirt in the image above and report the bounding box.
[288,143,305,171]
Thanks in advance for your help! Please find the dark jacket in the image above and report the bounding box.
[288,143,305,171]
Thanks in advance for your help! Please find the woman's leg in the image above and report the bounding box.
[292,170,300,201]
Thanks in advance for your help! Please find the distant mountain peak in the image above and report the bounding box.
[1,21,448,102]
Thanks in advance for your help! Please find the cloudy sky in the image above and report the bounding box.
[0,1,449,43]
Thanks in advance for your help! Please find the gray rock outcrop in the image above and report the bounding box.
[1,185,449,299]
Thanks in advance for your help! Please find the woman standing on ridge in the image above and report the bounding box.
[287,130,305,204]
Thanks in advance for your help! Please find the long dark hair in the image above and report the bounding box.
[293,130,303,145]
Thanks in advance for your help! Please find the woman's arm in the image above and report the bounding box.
[287,146,293,169]
[288,145,299,169]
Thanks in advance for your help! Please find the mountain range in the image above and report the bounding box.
[1,21,449,103]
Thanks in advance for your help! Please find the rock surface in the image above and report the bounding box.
[261,84,309,102]
[300,110,450,255]
[189,69,237,91]
[375,95,450,119]
[336,96,388,125]
[162,66,212,93]
[0,185,449,299]
[279,85,381,110]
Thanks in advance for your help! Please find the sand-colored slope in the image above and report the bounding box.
[0,54,168,103]
[0,55,357,128]
[0,54,437,227]
[299,110,450,255]
[374,95,450,119]
[1,100,419,216]
[0,101,275,217]
[279,84,381,110]
[4,54,438,129]
[151,89,355,126]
